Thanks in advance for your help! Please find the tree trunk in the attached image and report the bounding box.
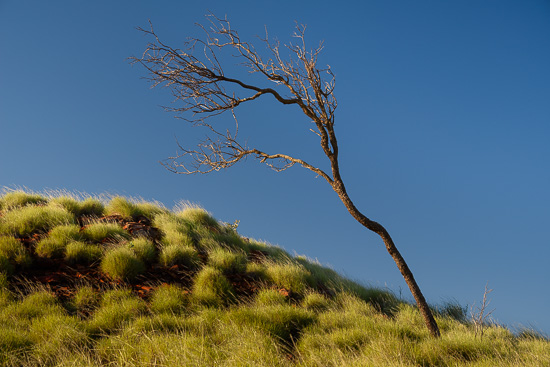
[332,180,441,338]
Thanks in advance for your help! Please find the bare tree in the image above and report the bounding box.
[131,14,441,337]
[471,282,495,339]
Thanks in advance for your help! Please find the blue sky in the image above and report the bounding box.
[1,1,549,334]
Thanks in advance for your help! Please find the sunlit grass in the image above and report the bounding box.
[0,205,76,236]
[192,266,235,307]
[106,196,168,220]
[127,237,157,264]
[0,190,548,366]
[101,247,146,281]
[0,191,46,210]
[83,221,130,243]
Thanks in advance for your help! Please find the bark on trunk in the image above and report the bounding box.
[332,180,441,338]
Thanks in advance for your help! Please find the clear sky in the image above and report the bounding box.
[1,1,549,334]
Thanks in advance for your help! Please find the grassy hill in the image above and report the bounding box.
[0,190,548,366]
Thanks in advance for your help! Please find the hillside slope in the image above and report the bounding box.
[0,190,548,366]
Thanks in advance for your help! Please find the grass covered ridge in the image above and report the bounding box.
[0,189,547,366]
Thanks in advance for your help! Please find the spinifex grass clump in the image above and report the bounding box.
[49,196,105,217]
[0,205,75,236]
[127,237,157,264]
[177,206,219,230]
[0,191,46,210]
[159,244,201,269]
[83,222,130,243]
[264,260,314,295]
[0,236,32,272]
[106,196,168,220]
[36,224,84,258]
[150,284,188,314]
[192,266,235,307]
[207,247,247,274]
[101,247,146,281]
[65,241,103,265]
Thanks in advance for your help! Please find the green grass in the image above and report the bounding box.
[65,241,103,264]
[0,191,46,210]
[101,247,146,281]
[207,247,247,274]
[82,221,130,243]
[0,236,32,270]
[127,237,157,263]
[265,260,314,295]
[49,196,105,217]
[192,266,235,307]
[149,284,188,314]
[0,190,548,366]
[159,243,201,269]
[35,224,84,258]
[106,196,168,220]
[0,205,76,236]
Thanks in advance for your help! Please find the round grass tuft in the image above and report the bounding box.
[192,266,235,308]
[150,284,188,314]
[159,244,200,269]
[83,222,130,243]
[65,241,103,265]
[207,247,247,274]
[0,205,76,236]
[127,237,157,264]
[0,191,46,210]
[0,236,32,269]
[101,247,146,281]
[35,238,66,259]
[255,289,288,306]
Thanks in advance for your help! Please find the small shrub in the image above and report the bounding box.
[159,244,200,269]
[192,266,235,307]
[150,284,188,314]
[0,236,31,268]
[65,241,103,264]
[127,238,157,264]
[101,247,146,281]
[83,222,130,243]
[255,289,288,306]
[0,191,46,210]
[0,205,75,236]
[207,247,247,274]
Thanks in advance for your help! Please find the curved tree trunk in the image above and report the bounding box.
[332,180,441,338]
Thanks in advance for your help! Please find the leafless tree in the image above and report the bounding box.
[471,282,495,339]
[131,14,441,337]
